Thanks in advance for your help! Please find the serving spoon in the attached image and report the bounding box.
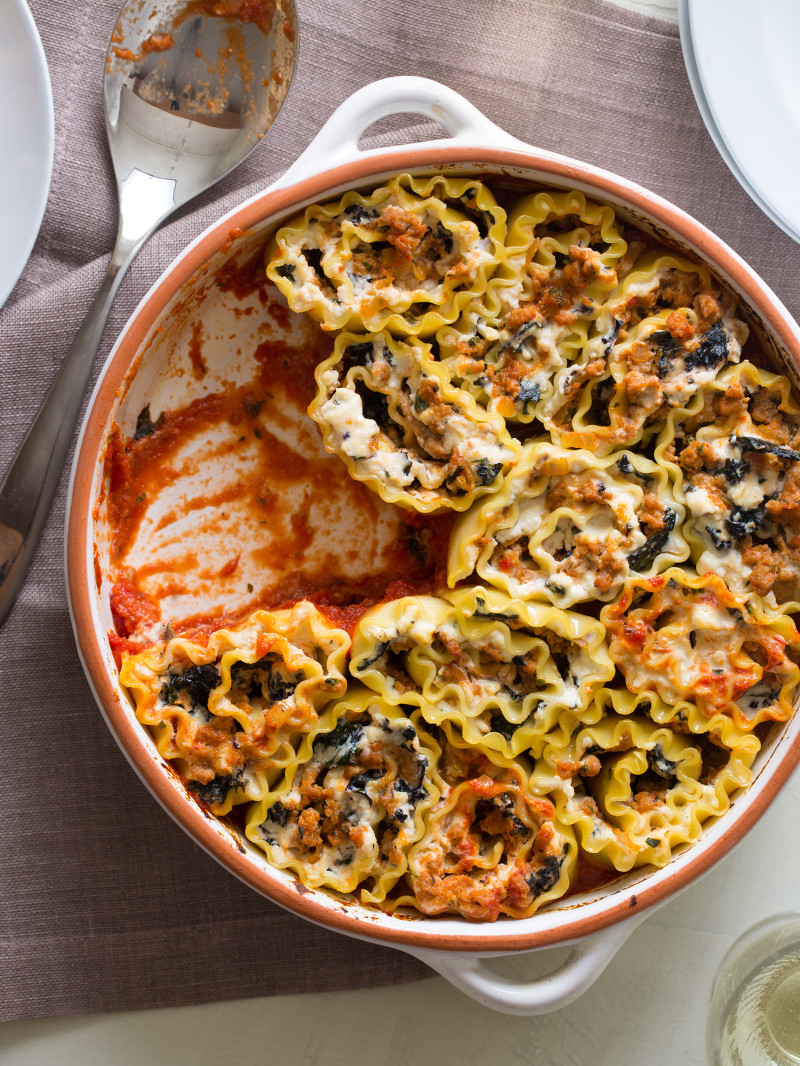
[0,0,297,623]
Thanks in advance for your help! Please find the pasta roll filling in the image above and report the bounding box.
[449,442,689,605]
[438,191,628,422]
[540,713,756,871]
[309,332,518,510]
[351,590,612,755]
[544,305,746,454]
[120,605,350,813]
[406,734,574,920]
[661,362,800,605]
[266,174,506,335]
[247,695,440,896]
[601,569,800,731]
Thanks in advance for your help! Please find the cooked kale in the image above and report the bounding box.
[723,456,749,483]
[684,320,728,371]
[343,204,375,225]
[732,435,800,464]
[602,318,622,356]
[457,193,490,238]
[489,715,521,740]
[267,669,301,703]
[517,378,541,413]
[726,504,770,540]
[474,459,503,486]
[304,247,324,277]
[162,663,221,710]
[393,774,427,805]
[263,800,288,828]
[475,795,527,836]
[648,745,679,780]
[706,524,732,551]
[528,854,563,896]
[739,685,779,713]
[628,508,677,572]
[652,330,680,354]
[315,720,365,766]
[501,684,526,703]
[345,341,376,365]
[346,768,384,795]
[274,263,295,281]
[354,641,389,672]
[356,383,393,432]
[616,454,652,483]
[651,331,680,378]
[436,221,454,254]
[189,765,244,807]
[507,317,542,352]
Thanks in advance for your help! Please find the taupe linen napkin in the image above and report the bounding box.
[2,0,798,1022]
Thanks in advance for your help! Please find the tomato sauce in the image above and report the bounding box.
[569,855,620,897]
[103,264,453,649]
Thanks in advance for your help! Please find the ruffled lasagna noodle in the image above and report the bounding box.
[601,568,800,732]
[266,173,506,336]
[656,360,800,608]
[308,331,519,510]
[537,696,758,871]
[448,440,689,605]
[120,604,350,814]
[350,586,613,757]
[396,723,576,920]
[543,252,748,454]
[245,687,441,901]
[436,190,628,423]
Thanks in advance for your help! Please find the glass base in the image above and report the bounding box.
[708,914,800,1066]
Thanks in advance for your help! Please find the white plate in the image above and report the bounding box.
[682,0,800,247]
[0,0,55,309]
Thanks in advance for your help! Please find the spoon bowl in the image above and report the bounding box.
[105,0,297,210]
[0,0,297,623]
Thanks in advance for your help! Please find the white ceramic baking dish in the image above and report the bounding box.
[65,76,800,1015]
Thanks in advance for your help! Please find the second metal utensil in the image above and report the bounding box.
[0,0,297,623]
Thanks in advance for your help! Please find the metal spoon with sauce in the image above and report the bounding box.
[0,0,297,623]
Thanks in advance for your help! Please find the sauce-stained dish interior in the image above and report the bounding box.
[108,173,800,922]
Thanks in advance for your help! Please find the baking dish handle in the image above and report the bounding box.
[405,912,646,1015]
[272,76,528,190]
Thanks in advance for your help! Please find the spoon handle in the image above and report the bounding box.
[0,232,140,623]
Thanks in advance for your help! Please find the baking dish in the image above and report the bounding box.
[65,76,800,1015]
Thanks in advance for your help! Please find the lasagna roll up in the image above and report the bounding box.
[544,305,747,456]
[448,441,689,607]
[536,707,758,872]
[656,361,800,609]
[601,568,800,733]
[266,174,506,336]
[308,331,519,512]
[543,252,748,454]
[437,189,627,423]
[120,603,350,814]
[350,587,613,758]
[245,687,442,902]
[396,722,576,921]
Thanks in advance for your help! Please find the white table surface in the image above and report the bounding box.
[11,1,800,1063]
